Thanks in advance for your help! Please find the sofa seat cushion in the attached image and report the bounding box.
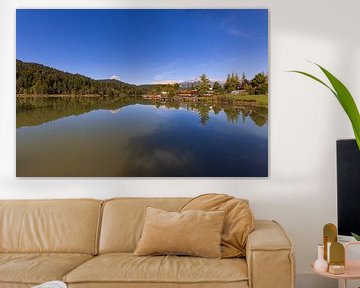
[0,253,93,285]
[64,253,248,285]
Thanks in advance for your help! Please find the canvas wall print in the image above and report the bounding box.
[16,9,268,177]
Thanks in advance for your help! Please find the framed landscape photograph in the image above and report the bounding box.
[16,9,269,177]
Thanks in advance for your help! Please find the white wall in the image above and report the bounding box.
[1,0,359,287]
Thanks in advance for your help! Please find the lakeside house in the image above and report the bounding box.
[177,90,197,97]
[231,89,247,95]
[142,94,165,100]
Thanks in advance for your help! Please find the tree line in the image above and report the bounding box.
[139,83,180,96]
[201,72,268,96]
[16,59,268,97]
[16,60,144,96]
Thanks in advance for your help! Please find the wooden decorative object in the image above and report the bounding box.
[323,223,337,261]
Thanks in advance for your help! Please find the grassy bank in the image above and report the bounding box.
[197,94,268,107]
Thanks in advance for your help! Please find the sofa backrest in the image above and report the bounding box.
[99,197,190,253]
[0,199,102,254]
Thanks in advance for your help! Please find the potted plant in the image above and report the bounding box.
[290,63,360,149]
[352,233,360,241]
[290,63,360,240]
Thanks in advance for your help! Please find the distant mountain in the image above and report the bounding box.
[16,60,144,96]
[141,78,224,90]
[179,79,199,89]
[179,78,226,89]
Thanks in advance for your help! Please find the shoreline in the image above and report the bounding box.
[16,94,268,108]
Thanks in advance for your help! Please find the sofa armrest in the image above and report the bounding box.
[246,220,295,288]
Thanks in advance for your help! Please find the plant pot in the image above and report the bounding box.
[337,139,360,237]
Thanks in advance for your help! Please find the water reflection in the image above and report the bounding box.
[16,96,268,128]
[16,96,268,177]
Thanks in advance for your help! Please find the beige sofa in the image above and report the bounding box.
[0,198,295,288]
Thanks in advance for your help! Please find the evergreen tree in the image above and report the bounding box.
[250,72,268,95]
[198,74,211,95]
[224,72,240,92]
[240,72,250,90]
[16,60,144,97]
[212,81,221,92]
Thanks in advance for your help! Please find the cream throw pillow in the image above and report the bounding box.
[134,207,225,258]
[181,194,255,258]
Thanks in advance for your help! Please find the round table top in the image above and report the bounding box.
[311,261,360,280]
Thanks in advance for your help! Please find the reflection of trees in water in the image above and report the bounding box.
[197,105,211,125]
[249,106,268,127]
[212,106,222,115]
[223,107,240,124]
[165,101,180,110]
[16,96,268,128]
[186,103,267,127]
[215,105,268,127]
[16,96,141,128]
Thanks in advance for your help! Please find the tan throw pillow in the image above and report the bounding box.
[181,193,254,258]
[134,207,225,258]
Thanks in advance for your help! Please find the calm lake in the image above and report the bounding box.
[16,97,268,177]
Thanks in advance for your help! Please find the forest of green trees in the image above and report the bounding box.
[203,72,268,95]
[16,60,268,97]
[16,60,144,96]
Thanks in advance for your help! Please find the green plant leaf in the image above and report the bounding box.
[288,70,337,99]
[351,232,360,241]
[289,64,360,150]
[354,128,360,149]
[316,64,360,146]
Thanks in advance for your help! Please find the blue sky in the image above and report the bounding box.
[16,9,268,85]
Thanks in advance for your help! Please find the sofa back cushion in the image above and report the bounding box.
[133,207,225,258]
[181,194,254,258]
[99,198,189,253]
[0,199,102,254]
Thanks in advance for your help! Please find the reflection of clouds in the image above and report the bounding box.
[118,108,267,177]
[131,149,194,173]
[119,119,200,176]
[120,130,196,176]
